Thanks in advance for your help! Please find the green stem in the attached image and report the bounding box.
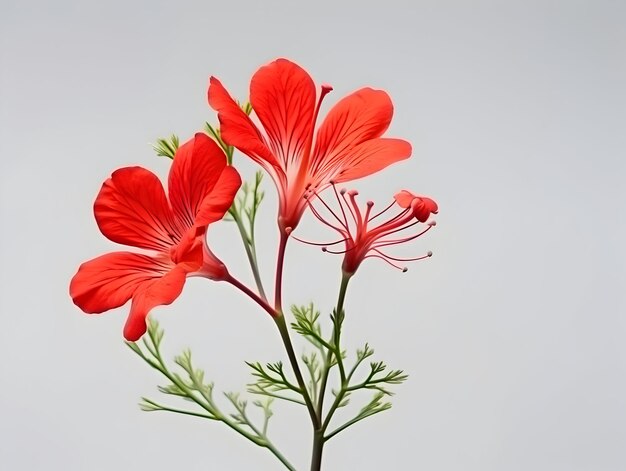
[275,314,319,428]
[273,230,319,426]
[249,389,306,406]
[324,408,388,442]
[310,273,351,471]
[143,403,218,421]
[264,443,296,471]
[274,230,288,312]
[310,430,325,471]
[316,274,351,418]
[232,207,267,300]
[226,275,277,318]
[234,399,297,471]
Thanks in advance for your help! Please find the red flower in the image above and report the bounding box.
[70,133,241,341]
[208,58,412,232]
[299,186,438,276]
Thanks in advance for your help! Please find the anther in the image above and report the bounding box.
[427,251,433,257]
[402,267,408,273]
[367,201,374,207]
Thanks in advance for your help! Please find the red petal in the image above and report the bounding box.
[194,165,242,227]
[208,76,281,171]
[414,197,439,222]
[331,138,412,183]
[250,58,316,169]
[394,191,439,222]
[70,251,172,314]
[394,190,417,208]
[311,88,394,176]
[168,133,228,228]
[123,265,188,341]
[95,167,178,251]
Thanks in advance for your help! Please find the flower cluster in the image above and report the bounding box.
[70,57,437,341]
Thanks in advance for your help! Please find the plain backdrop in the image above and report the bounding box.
[1,1,625,470]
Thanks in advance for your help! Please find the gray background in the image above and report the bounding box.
[1,0,625,470]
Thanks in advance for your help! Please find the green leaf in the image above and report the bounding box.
[152,134,180,159]
[139,397,163,412]
[290,303,329,349]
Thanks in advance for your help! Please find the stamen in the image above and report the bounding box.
[372,248,433,262]
[291,234,347,247]
[305,200,346,233]
[296,84,334,191]
[368,200,396,222]
[310,85,333,138]
[311,188,349,230]
[373,224,434,249]
[363,253,407,271]
[322,246,352,255]
[331,182,349,228]
[346,190,365,230]
[376,206,412,232]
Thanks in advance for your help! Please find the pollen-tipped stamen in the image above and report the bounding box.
[373,223,435,249]
[371,248,434,263]
[295,84,335,197]
[304,197,347,233]
[367,199,396,222]
[307,187,349,231]
[322,245,354,255]
[331,182,350,228]
[363,253,408,272]
[363,200,375,229]
[340,189,366,233]
[290,234,348,247]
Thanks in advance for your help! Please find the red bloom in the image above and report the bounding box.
[208,58,412,232]
[70,133,241,341]
[299,186,438,276]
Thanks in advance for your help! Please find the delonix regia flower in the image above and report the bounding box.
[208,58,412,233]
[70,133,241,341]
[299,186,438,276]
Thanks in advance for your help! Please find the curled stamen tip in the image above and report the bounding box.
[321,83,333,93]
[347,189,359,196]
[402,267,408,273]
[367,200,374,207]
[427,251,433,257]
